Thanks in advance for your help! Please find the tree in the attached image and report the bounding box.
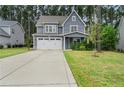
[87,23,101,56]
[0,6,10,20]
[94,5,102,52]
[101,25,118,50]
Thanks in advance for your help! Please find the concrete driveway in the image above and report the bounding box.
[0,50,77,87]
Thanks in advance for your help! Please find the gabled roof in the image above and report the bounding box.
[0,20,25,33]
[36,16,68,26]
[0,21,18,26]
[36,9,86,27]
[0,28,10,37]
[62,10,86,26]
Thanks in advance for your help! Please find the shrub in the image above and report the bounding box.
[70,42,86,50]
[71,42,78,50]
[18,44,24,48]
[23,44,26,47]
[70,43,74,50]
[0,45,3,49]
[30,44,33,48]
[101,25,118,50]
[79,43,85,50]
[83,39,94,50]
[7,44,11,48]
[12,44,17,48]
[12,45,14,48]
[11,44,25,48]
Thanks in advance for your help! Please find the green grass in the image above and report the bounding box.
[64,51,124,87]
[0,48,29,58]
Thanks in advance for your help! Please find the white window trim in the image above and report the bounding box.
[70,25,78,32]
[45,25,48,33]
[72,16,76,21]
[45,25,57,33]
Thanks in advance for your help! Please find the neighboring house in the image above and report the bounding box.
[117,17,124,51]
[0,21,25,47]
[33,9,87,50]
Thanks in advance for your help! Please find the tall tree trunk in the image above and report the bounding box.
[94,5,102,52]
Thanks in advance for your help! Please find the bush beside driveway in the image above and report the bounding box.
[64,51,124,87]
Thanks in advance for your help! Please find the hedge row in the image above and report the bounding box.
[0,44,25,49]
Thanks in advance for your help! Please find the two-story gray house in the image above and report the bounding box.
[0,21,25,48]
[33,9,87,50]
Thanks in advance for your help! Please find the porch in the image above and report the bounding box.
[63,32,88,50]
[64,37,84,49]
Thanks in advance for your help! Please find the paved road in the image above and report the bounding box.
[0,50,77,86]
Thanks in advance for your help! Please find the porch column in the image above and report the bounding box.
[63,36,65,50]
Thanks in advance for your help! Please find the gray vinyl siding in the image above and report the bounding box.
[0,24,24,46]
[63,12,85,34]
[37,26,43,34]
[118,17,124,50]
[58,27,63,34]
[9,24,24,45]
[0,36,10,45]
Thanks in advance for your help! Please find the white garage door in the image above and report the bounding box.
[37,37,62,49]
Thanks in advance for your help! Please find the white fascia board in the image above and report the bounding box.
[36,25,43,27]
[63,31,88,36]
[42,22,59,24]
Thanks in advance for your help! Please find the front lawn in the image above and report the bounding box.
[64,51,124,87]
[0,48,29,58]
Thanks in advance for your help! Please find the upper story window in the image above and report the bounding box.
[70,25,78,32]
[72,16,76,21]
[45,25,56,33]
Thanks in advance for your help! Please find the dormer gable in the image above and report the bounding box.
[62,9,86,27]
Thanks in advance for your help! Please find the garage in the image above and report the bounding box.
[37,37,62,49]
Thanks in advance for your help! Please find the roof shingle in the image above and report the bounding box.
[36,16,68,26]
[0,21,18,26]
[0,28,10,37]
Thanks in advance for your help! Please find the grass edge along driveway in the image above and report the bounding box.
[64,51,124,87]
[0,48,29,58]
